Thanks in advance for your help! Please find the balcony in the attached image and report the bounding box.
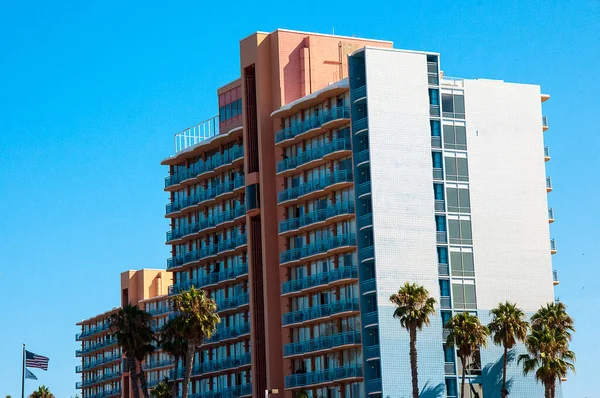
[353,117,368,135]
[550,238,557,254]
[546,176,553,192]
[444,362,456,375]
[167,234,247,270]
[433,167,443,181]
[440,296,451,309]
[553,269,559,286]
[429,104,440,117]
[82,353,121,371]
[283,330,361,357]
[431,135,442,148]
[363,344,380,361]
[81,371,122,387]
[279,201,355,235]
[166,176,245,216]
[544,146,550,161]
[165,145,244,189]
[282,298,360,326]
[435,200,445,212]
[147,305,173,316]
[365,378,383,394]
[214,292,250,312]
[282,265,358,295]
[278,169,353,204]
[169,264,248,295]
[86,388,122,398]
[275,106,350,144]
[436,231,447,244]
[438,262,450,276]
[75,349,82,357]
[82,338,118,355]
[356,181,371,198]
[206,322,250,344]
[352,85,366,102]
[361,278,376,294]
[277,137,351,175]
[285,364,363,389]
[77,322,111,341]
[143,358,175,370]
[362,311,378,327]
[354,149,370,166]
[279,233,356,265]
[548,208,555,223]
[187,384,253,398]
[360,245,375,262]
[166,206,246,243]
[542,115,548,131]
[358,212,373,229]
[172,353,251,378]
[76,365,82,373]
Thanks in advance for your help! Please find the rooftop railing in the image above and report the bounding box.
[174,116,219,154]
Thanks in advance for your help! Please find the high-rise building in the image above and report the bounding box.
[159,29,556,398]
[76,269,173,398]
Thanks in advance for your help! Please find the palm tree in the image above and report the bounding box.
[488,302,529,397]
[160,316,188,398]
[111,305,155,398]
[172,287,220,398]
[518,326,575,398]
[29,386,54,398]
[150,379,173,398]
[530,302,575,338]
[389,282,437,398]
[445,312,489,398]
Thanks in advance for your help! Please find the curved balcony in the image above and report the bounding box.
[356,181,371,198]
[277,137,352,176]
[165,145,244,189]
[169,264,248,295]
[86,388,122,398]
[76,322,112,341]
[352,85,366,103]
[548,207,554,223]
[187,384,253,398]
[354,149,370,166]
[167,206,246,243]
[143,358,175,370]
[82,353,121,371]
[281,265,358,296]
[82,338,118,355]
[542,115,548,131]
[279,201,355,235]
[80,371,122,388]
[215,292,250,312]
[166,176,245,216]
[546,176,553,192]
[275,106,350,145]
[278,169,353,204]
[147,305,173,316]
[279,233,356,265]
[206,322,250,344]
[362,311,378,327]
[167,234,247,270]
[283,330,361,358]
[353,117,368,135]
[284,364,363,389]
[282,298,360,326]
[172,352,251,379]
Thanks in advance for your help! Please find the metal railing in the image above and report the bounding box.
[284,364,363,388]
[174,116,219,154]
[352,85,366,100]
[206,322,250,343]
[82,338,118,355]
[353,117,368,134]
[281,265,358,295]
[76,322,112,341]
[169,263,248,295]
[167,234,247,269]
[550,238,557,252]
[167,205,246,242]
[275,106,350,143]
[278,169,353,203]
[166,176,245,215]
[280,233,356,264]
[279,201,355,234]
[172,353,251,378]
[282,298,360,326]
[436,231,447,244]
[82,353,121,371]
[143,358,175,370]
[440,296,452,309]
[354,149,370,165]
[553,269,558,283]
[277,137,351,173]
[548,207,554,221]
[542,115,548,128]
[433,168,443,180]
[283,330,361,357]
[546,176,553,190]
[429,104,440,117]
[187,384,252,398]
[544,145,550,159]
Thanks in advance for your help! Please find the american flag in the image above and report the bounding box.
[25,350,49,371]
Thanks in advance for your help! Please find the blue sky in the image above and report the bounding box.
[0,0,598,396]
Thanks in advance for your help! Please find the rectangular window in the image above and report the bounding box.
[442,94,465,119]
[444,155,469,182]
[446,185,471,213]
[450,248,475,277]
[452,279,477,309]
[448,216,473,245]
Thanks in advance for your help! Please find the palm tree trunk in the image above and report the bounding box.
[543,381,550,398]
[171,357,178,398]
[461,356,467,398]
[182,345,195,398]
[409,327,419,398]
[138,362,151,398]
[127,356,141,398]
[501,345,508,397]
[550,379,556,398]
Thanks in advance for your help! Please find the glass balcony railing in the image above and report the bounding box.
[166,176,245,215]
[86,388,122,398]
[544,145,550,160]
[76,365,82,373]
[445,362,456,374]
[206,322,251,343]
[548,207,554,222]
[438,262,450,276]
[352,85,366,100]
[436,231,447,244]
[187,384,252,398]
[284,330,361,357]
[143,358,175,370]
[214,292,250,312]
[435,200,445,212]
[361,278,376,293]
[360,245,374,261]
[354,149,370,165]
[80,371,122,387]
[353,117,368,134]
[281,265,358,295]
[278,169,353,203]
[433,167,443,180]
[365,378,383,394]
[431,136,442,148]
[82,353,121,371]
[430,104,440,117]
[550,238,557,253]
[363,344,380,360]
[165,145,244,188]
[169,264,248,295]
[553,269,559,284]
[542,115,548,129]
[167,234,247,269]
[284,364,363,388]
[167,206,246,242]
[172,353,251,378]
[275,106,350,143]
[356,181,371,197]
[147,305,173,316]
[546,176,553,191]
[76,322,112,341]
[362,311,378,326]
[75,349,82,357]
[358,212,373,228]
[277,137,351,173]
[440,296,452,309]
[82,338,118,355]
[279,201,355,234]
[280,233,356,264]
[282,298,360,326]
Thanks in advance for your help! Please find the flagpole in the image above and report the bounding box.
[21,343,25,398]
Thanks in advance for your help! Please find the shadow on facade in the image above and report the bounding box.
[475,348,516,395]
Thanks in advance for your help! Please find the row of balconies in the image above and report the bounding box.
[279,233,356,265]
[278,169,353,204]
[165,145,243,188]
[169,264,248,295]
[279,201,355,234]
[76,370,121,389]
[186,384,252,398]
[275,106,350,144]
[77,353,121,372]
[80,338,118,356]
[281,265,358,296]
[282,298,360,326]
[285,364,363,389]
[76,322,111,341]
[166,205,246,243]
[283,330,361,358]
[277,137,351,174]
[84,388,122,398]
[170,352,251,378]
[167,234,247,270]
[166,176,245,216]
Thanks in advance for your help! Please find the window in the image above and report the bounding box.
[442,94,465,119]
[450,247,475,277]
[437,246,448,265]
[448,216,473,245]
[432,152,443,169]
[433,183,444,201]
[439,279,450,297]
[443,124,467,150]
[444,154,469,182]
[452,279,477,309]
[446,185,470,213]
[429,89,440,105]
[435,215,446,232]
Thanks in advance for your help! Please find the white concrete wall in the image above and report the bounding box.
[364,47,445,395]
[463,79,555,311]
